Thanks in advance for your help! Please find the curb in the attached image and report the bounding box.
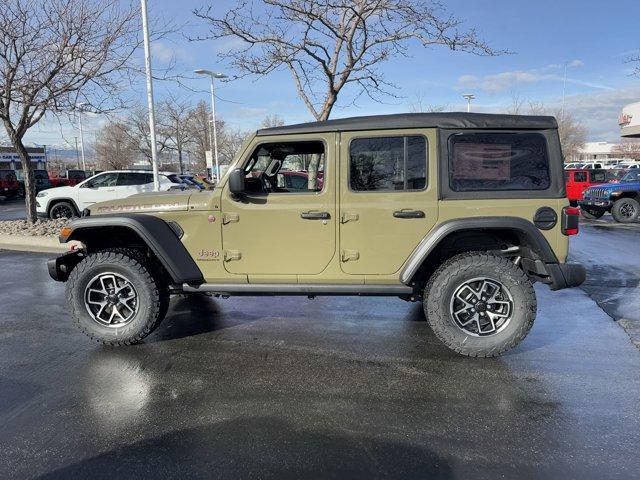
[0,234,72,254]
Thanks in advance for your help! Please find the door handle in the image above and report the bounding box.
[393,210,425,219]
[300,211,331,220]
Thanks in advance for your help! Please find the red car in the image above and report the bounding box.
[564,169,626,205]
[49,169,87,188]
[0,170,20,197]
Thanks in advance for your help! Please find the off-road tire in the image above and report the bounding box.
[424,252,537,357]
[580,207,605,220]
[66,250,166,345]
[611,198,640,223]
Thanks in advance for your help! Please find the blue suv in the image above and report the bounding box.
[580,170,640,223]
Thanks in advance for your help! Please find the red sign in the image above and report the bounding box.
[619,113,633,127]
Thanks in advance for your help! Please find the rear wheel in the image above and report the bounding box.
[49,201,77,219]
[424,252,536,357]
[66,250,167,345]
[580,207,605,219]
[611,198,639,223]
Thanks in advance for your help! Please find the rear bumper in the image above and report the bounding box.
[546,262,586,291]
[521,258,586,290]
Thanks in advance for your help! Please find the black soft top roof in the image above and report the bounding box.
[257,112,558,136]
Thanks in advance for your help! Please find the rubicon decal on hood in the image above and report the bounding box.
[95,202,183,214]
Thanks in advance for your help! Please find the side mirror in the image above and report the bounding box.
[228,168,245,195]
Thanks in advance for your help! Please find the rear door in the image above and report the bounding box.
[116,172,155,196]
[339,129,438,275]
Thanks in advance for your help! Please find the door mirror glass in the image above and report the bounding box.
[228,169,245,195]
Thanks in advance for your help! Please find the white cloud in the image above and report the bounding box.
[151,41,190,65]
[456,60,613,93]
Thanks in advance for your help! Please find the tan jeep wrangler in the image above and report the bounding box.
[49,113,585,357]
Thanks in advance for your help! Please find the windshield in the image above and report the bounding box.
[621,171,640,183]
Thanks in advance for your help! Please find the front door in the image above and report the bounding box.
[78,172,120,209]
[339,129,439,275]
[220,133,336,276]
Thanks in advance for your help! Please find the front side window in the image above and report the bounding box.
[349,136,427,192]
[242,141,325,194]
[449,132,550,192]
[85,172,118,188]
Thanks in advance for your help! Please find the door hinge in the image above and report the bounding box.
[222,212,239,224]
[340,212,359,224]
[224,250,242,262]
[341,249,359,262]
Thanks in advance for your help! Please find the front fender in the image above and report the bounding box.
[58,213,203,284]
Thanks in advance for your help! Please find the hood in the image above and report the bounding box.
[587,181,640,193]
[39,185,75,196]
[89,191,192,216]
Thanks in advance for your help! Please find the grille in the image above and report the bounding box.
[587,188,609,198]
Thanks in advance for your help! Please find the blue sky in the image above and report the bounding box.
[26,0,640,148]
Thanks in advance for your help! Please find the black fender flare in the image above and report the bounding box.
[60,214,203,284]
[399,216,560,285]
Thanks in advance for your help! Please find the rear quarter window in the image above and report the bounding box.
[448,132,550,192]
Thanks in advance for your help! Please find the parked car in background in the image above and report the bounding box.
[168,174,207,191]
[580,170,640,222]
[564,169,626,205]
[36,170,182,219]
[15,169,52,194]
[0,170,20,198]
[49,169,88,188]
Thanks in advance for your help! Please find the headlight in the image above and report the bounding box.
[36,191,47,198]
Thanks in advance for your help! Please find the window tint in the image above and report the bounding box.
[449,133,550,192]
[87,172,118,188]
[574,171,587,182]
[591,170,606,183]
[349,136,427,192]
[117,172,150,186]
[243,141,325,194]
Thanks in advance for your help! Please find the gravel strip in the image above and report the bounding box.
[0,219,69,237]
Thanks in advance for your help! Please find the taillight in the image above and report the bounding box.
[562,206,580,236]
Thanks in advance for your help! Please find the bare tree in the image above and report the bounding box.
[195,0,503,121]
[555,109,587,160]
[125,105,171,165]
[160,96,194,174]
[408,93,447,113]
[94,121,137,170]
[0,0,143,222]
[613,140,640,160]
[506,91,525,115]
[186,101,248,172]
[261,114,285,128]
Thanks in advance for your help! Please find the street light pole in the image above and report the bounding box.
[77,103,87,171]
[463,93,476,113]
[195,69,228,181]
[140,0,160,191]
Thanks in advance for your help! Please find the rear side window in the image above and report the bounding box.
[117,172,150,186]
[448,133,550,192]
[349,136,427,192]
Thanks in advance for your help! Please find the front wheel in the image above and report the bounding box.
[49,201,77,219]
[611,198,639,223]
[66,250,167,345]
[424,252,536,357]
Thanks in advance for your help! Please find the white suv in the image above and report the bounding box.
[36,170,182,219]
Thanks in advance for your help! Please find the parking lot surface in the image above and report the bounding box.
[1,246,639,479]
[0,197,26,220]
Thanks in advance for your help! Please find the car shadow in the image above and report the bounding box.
[36,416,453,480]
[147,294,261,343]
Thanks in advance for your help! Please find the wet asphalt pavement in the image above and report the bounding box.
[0,197,26,220]
[1,227,640,479]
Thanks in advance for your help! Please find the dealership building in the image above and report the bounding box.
[0,146,47,170]
[620,101,640,138]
